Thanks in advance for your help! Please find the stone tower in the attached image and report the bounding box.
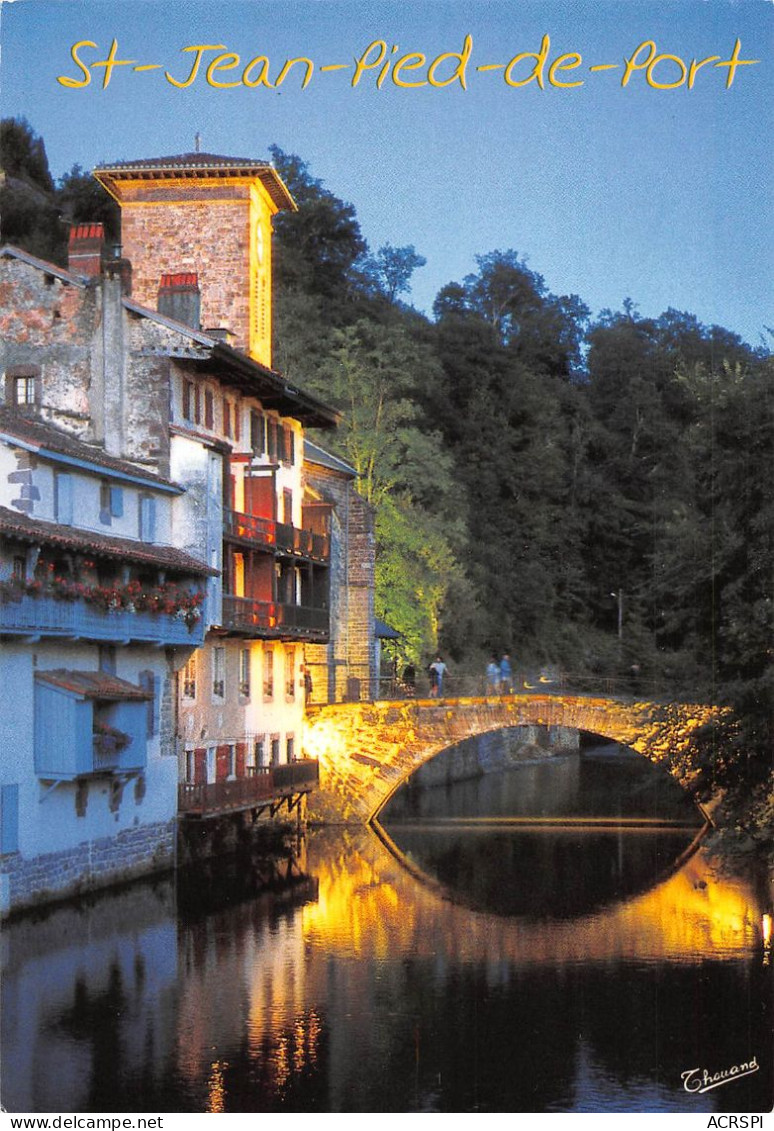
[94,152,296,367]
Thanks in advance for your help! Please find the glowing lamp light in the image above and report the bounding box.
[763,914,772,947]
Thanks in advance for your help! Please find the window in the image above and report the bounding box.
[263,647,274,699]
[139,670,157,737]
[233,403,241,444]
[182,655,197,700]
[204,389,214,430]
[285,646,296,700]
[183,380,201,425]
[239,648,251,698]
[139,495,157,541]
[54,472,73,525]
[15,375,36,405]
[185,747,195,783]
[223,397,232,439]
[250,410,266,456]
[282,426,295,466]
[227,744,236,778]
[5,365,40,409]
[270,735,281,766]
[212,647,225,699]
[282,489,293,525]
[254,737,267,769]
[286,734,295,763]
[267,418,279,462]
[246,742,256,775]
[12,556,25,581]
[232,552,245,598]
[100,481,123,524]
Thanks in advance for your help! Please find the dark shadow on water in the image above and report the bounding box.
[378,744,708,920]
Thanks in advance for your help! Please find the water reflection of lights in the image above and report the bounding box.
[299,830,763,967]
[207,1060,228,1113]
[169,829,764,1116]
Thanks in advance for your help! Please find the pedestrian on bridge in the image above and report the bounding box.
[486,655,501,695]
[500,652,513,694]
[429,655,448,697]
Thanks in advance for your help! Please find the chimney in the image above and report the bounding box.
[157,272,201,330]
[104,254,133,296]
[68,223,105,278]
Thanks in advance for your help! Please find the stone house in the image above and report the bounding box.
[0,150,376,912]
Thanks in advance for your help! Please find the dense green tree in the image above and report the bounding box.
[269,145,367,302]
[57,163,120,241]
[0,118,62,261]
[1,119,118,262]
[362,243,427,304]
[0,117,54,191]
[304,318,468,660]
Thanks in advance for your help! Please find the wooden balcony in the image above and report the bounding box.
[221,595,329,640]
[224,509,329,562]
[0,593,206,646]
[178,760,320,819]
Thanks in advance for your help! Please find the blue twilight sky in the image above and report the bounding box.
[0,0,772,348]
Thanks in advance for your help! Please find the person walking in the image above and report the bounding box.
[429,655,448,697]
[486,654,501,695]
[500,652,513,694]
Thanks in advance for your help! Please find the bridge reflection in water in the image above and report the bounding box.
[3,821,770,1113]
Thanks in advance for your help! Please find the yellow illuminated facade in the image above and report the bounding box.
[94,156,296,367]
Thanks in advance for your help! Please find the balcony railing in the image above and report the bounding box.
[224,510,329,562]
[0,593,206,646]
[178,760,319,818]
[221,595,329,638]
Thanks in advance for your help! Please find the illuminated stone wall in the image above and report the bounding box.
[302,695,719,824]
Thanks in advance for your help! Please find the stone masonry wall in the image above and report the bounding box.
[302,695,719,824]
[120,195,252,351]
[303,464,375,702]
[411,725,581,788]
[0,258,97,438]
[0,820,176,916]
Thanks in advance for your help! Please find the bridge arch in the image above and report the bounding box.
[302,694,718,825]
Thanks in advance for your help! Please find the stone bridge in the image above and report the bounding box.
[302,694,718,824]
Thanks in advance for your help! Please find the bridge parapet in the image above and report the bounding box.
[301,694,719,824]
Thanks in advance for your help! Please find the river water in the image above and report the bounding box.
[2,745,772,1113]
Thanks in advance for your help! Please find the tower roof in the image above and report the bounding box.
[94,152,296,211]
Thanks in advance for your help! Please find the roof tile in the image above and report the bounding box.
[0,506,215,576]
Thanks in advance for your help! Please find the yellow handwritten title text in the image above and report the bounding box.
[58,35,760,92]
